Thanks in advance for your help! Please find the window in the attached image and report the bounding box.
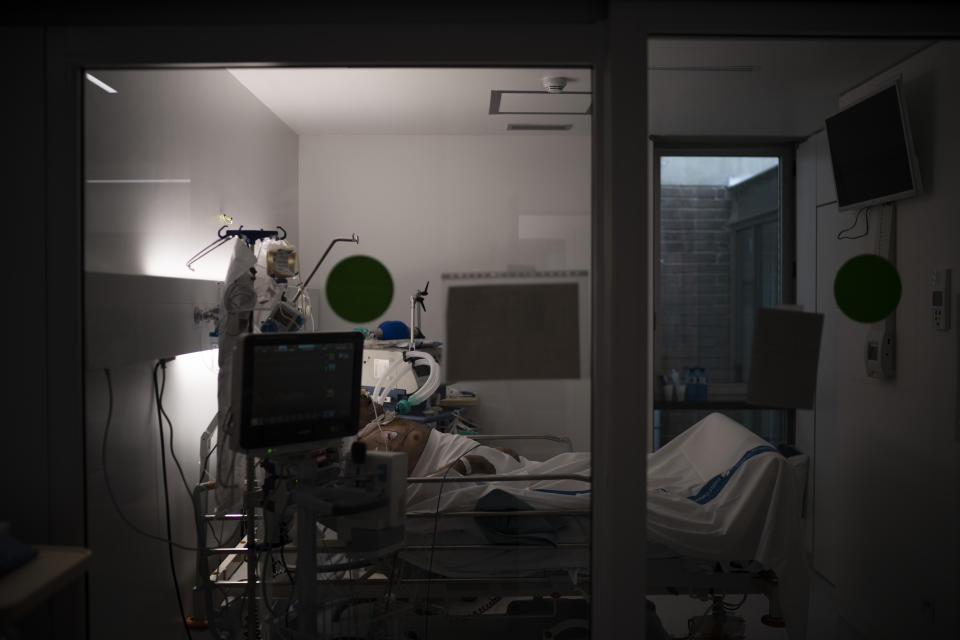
[652,145,796,449]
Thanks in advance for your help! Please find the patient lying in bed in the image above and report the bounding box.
[355,392,591,509]
[356,392,527,477]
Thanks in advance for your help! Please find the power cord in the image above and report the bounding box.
[100,369,198,552]
[423,443,481,640]
[157,363,194,500]
[153,358,195,640]
[837,206,871,240]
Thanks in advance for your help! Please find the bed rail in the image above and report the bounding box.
[407,509,590,518]
[407,472,590,484]
[466,434,574,453]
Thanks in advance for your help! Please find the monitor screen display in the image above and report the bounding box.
[237,332,364,453]
[825,82,921,210]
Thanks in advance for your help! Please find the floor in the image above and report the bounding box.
[648,571,865,639]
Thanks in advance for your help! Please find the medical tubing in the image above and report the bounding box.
[101,369,200,552]
[413,351,440,400]
[371,350,440,408]
[406,351,440,404]
[154,361,195,640]
[371,356,409,406]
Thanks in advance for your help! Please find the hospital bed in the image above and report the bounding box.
[198,412,807,640]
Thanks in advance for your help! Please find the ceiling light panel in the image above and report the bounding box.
[86,73,118,94]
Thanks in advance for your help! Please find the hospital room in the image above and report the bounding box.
[1,9,958,640]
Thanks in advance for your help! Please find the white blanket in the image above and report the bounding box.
[402,416,808,639]
[403,430,591,577]
[406,429,591,511]
[647,413,809,640]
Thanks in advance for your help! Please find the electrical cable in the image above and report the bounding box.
[158,365,194,500]
[422,444,481,640]
[200,442,219,482]
[154,360,195,640]
[383,550,399,613]
[279,541,295,630]
[671,599,715,640]
[100,369,200,552]
[837,206,871,240]
[721,593,748,611]
[159,364,224,551]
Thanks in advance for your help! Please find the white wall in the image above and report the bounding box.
[84,69,299,280]
[84,353,220,640]
[83,69,298,639]
[299,133,592,453]
[796,41,959,640]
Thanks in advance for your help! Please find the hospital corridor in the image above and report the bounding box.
[1,4,958,640]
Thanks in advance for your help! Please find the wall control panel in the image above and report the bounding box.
[865,324,896,379]
[932,268,951,330]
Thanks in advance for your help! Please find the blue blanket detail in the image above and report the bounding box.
[0,533,37,577]
[687,445,778,505]
[474,489,567,546]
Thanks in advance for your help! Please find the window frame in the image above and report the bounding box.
[651,140,798,446]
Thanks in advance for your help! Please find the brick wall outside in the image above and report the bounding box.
[658,185,732,383]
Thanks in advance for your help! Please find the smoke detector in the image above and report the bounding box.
[541,76,568,93]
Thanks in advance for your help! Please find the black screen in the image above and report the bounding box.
[239,332,363,452]
[825,84,918,209]
[250,342,357,426]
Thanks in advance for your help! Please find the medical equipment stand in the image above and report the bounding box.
[296,460,319,638]
[245,457,258,640]
[408,282,429,351]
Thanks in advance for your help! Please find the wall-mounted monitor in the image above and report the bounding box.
[825,79,922,211]
[234,331,364,455]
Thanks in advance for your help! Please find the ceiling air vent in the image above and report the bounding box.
[507,124,573,131]
[490,90,592,115]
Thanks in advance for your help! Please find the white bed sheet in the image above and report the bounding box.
[399,415,808,639]
[647,413,809,640]
[403,430,592,577]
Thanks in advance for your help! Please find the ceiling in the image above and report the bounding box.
[228,39,932,138]
[227,67,592,136]
[648,38,931,137]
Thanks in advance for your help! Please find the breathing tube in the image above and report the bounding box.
[371,350,440,414]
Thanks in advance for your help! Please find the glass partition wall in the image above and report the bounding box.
[83,67,592,639]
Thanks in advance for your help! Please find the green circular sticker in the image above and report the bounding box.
[326,255,393,323]
[833,254,901,323]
